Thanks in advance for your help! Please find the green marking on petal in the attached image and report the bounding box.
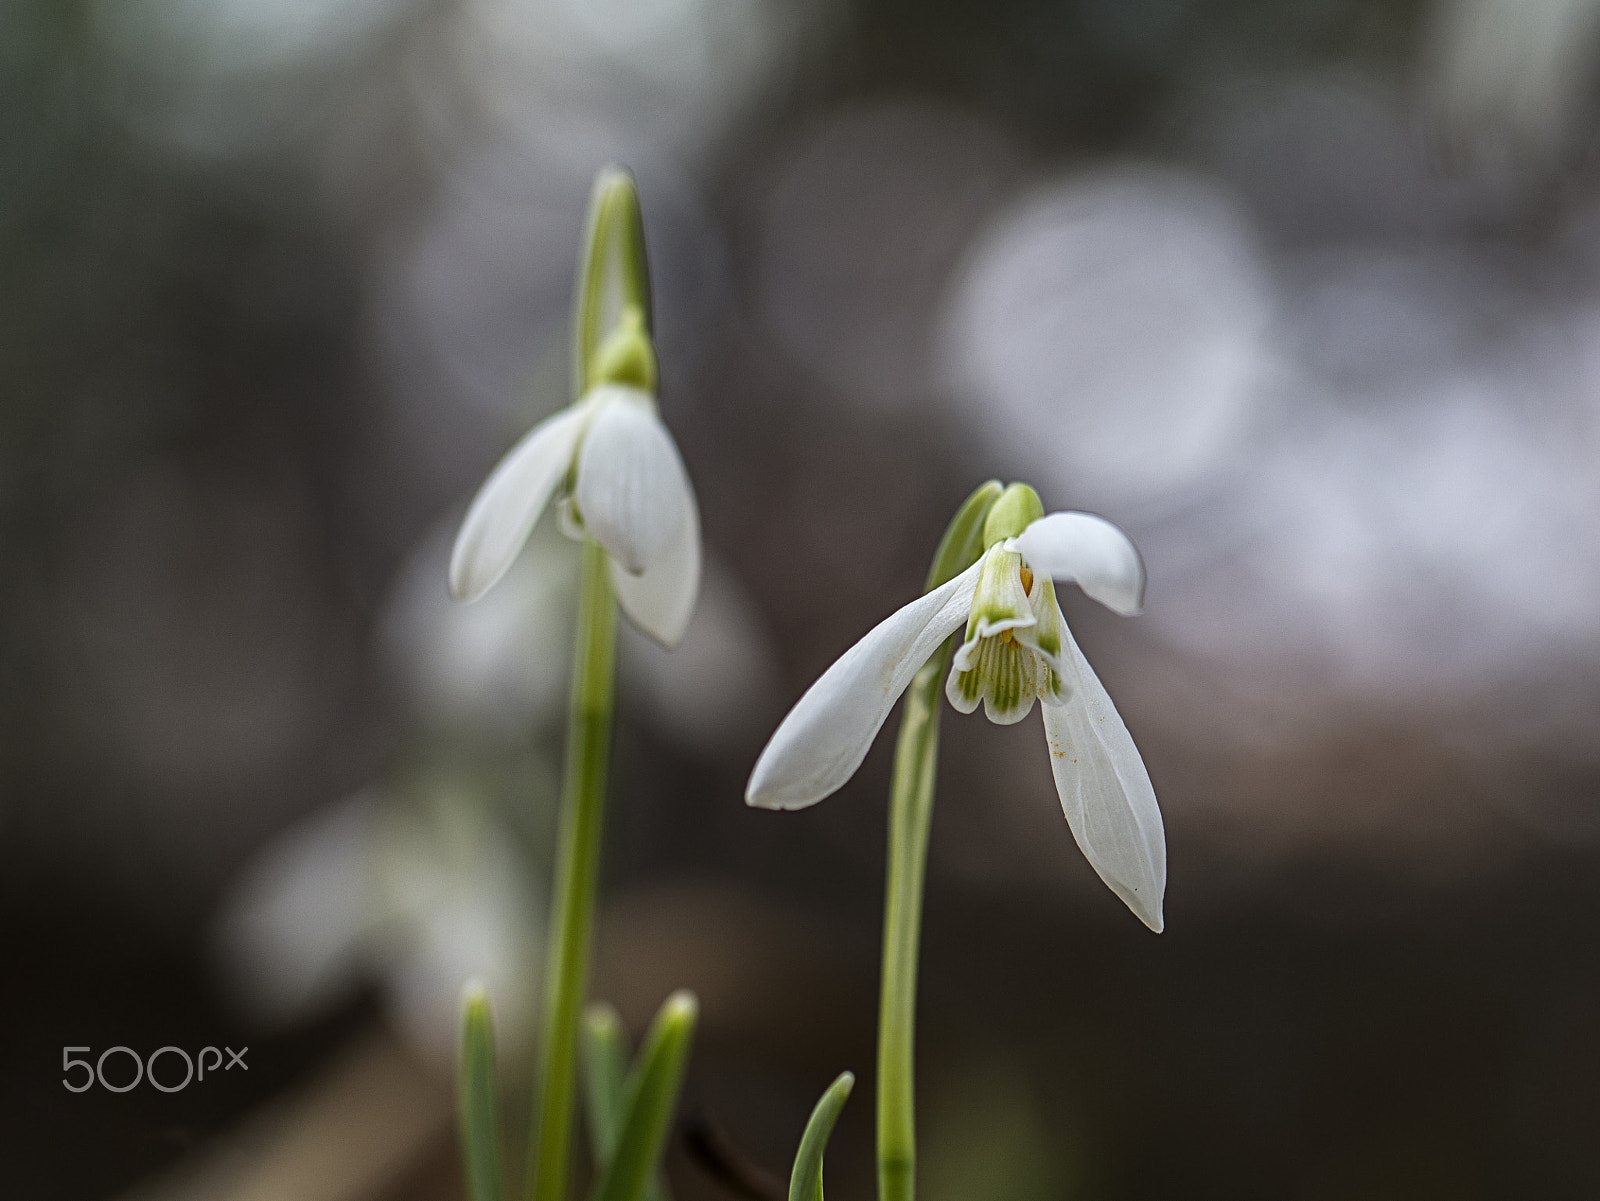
[945,622,1052,725]
[966,547,1035,642]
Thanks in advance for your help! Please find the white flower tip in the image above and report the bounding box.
[1094,857,1165,931]
[1117,560,1148,618]
[610,492,701,647]
[1129,892,1164,933]
[447,541,492,604]
[1016,512,1147,617]
[743,760,827,811]
[741,561,984,821]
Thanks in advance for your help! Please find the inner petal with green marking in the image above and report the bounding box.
[946,545,1071,724]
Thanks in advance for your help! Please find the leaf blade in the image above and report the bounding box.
[593,991,699,1201]
[788,1071,854,1201]
[457,981,504,1201]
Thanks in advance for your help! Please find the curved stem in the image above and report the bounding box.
[529,539,618,1201]
[876,650,947,1201]
[875,480,1000,1201]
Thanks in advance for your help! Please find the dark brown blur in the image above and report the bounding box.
[4,0,1600,1198]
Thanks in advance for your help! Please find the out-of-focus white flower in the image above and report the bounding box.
[746,486,1165,931]
[619,557,781,755]
[449,355,701,647]
[214,789,541,1065]
[384,517,578,735]
[385,511,776,752]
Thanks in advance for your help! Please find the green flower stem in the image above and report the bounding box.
[876,482,1001,1201]
[876,654,944,1201]
[527,163,653,1201]
[530,538,619,1201]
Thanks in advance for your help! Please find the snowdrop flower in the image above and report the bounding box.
[747,483,1166,930]
[448,308,701,647]
[214,788,542,1065]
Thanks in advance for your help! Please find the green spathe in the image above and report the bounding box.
[982,482,1044,547]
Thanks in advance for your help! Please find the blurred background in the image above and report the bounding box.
[5,0,1600,1196]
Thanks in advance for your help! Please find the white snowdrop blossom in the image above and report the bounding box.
[215,789,541,1065]
[746,484,1166,931]
[448,359,701,647]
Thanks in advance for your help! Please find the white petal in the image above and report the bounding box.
[746,560,983,811]
[574,386,690,575]
[1014,512,1147,616]
[611,480,700,647]
[1040,622,1166,931]
[214,792,381,1024]
[449,402,591,602]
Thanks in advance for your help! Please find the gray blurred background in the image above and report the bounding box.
[4,0,1600,1197]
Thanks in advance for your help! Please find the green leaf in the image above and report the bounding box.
[924,480,1003,592]
[584,1003,675,1201]
[787,1071,854,1201]
[457,981,504,1201]
[583,1002,630,1162]
[593,990,698,1201]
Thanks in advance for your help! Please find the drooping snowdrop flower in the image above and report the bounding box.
[215,788,542,1065]
[746,483,1166,930]
[448,308,701,647]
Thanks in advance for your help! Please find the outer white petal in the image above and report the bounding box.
[1041,622,1166,931]
[449,402,591,602]
[746,560,983,811]
[611,480,700,648]
[574,386,690,575]
[1014,512,1147,616]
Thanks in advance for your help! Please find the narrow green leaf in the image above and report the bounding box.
[457,981,504,1201]
[583,1002,630,1163]
[788,1071,853,1201]
[924,480,1003,592]
[593,991,698,1201]
[586,1003,674,1201]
